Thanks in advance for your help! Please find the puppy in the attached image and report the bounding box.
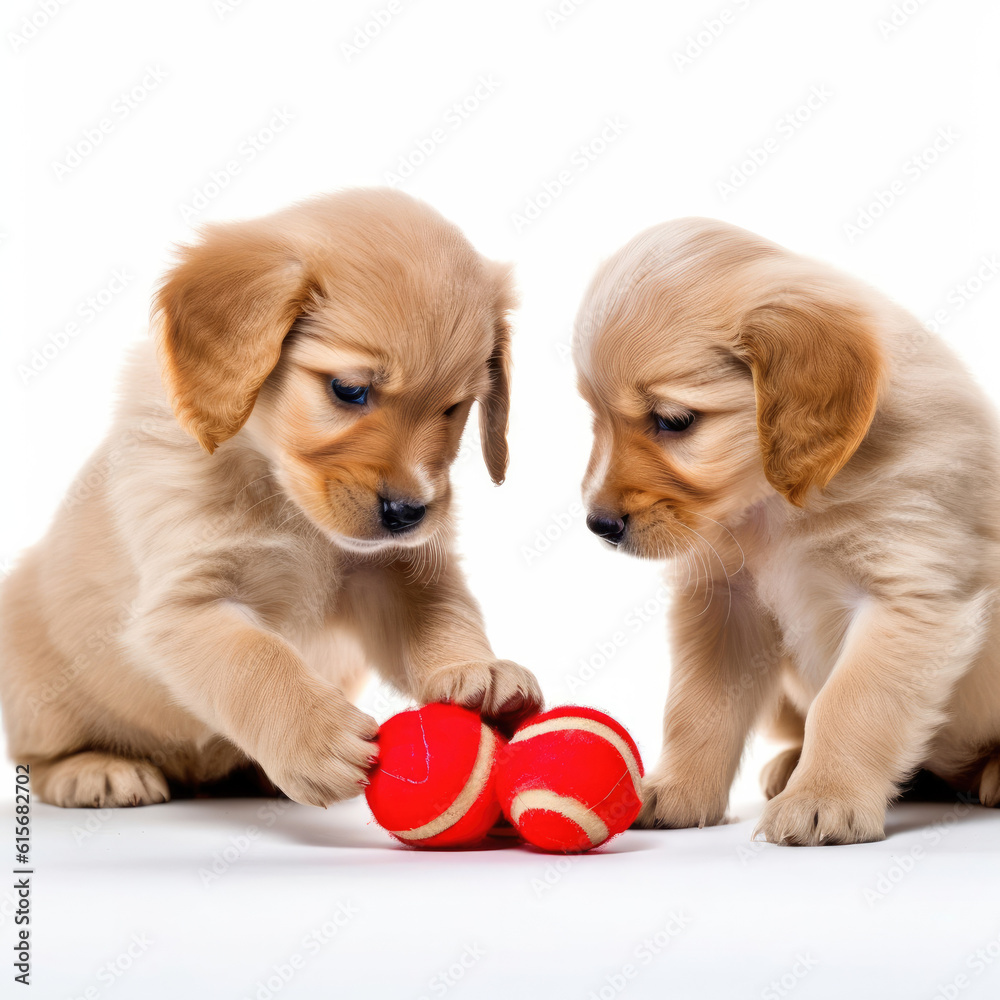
[573,218,1000,845]
[0,188,541,808]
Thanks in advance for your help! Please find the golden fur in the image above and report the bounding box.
[0,188,541,808]
[574,218,1000,845]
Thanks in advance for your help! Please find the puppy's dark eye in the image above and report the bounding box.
[443,402,460,418]
[331,379,370,405]
[655,411,696,433]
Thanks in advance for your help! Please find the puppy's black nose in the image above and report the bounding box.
[586,512,627,545]
[380,497,426,533]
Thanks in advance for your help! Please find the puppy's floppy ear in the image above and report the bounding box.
[154,220,313,453]
[734,285,883,507]
[478,263,516,485]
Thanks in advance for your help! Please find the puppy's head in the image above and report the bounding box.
[154,188,514,552]
[573,218,884,560]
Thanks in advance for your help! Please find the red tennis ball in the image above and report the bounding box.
[495,705,644,853]
[365,703,503,848]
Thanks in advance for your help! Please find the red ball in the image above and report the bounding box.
[365,703,503,848]
[495,705,644,853]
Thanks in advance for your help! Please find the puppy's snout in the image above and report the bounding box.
[379,496,427,534]
[586,512,628,545]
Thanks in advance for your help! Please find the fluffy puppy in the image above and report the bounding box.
[0,188,541,808]
[573,218,1000,845]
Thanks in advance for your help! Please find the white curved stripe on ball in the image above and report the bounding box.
[509,716,642,793]
[509,789,610,846]
[390,723,496,841]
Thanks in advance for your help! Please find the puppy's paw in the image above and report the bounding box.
[261,693,379,808]
[979,754,1000,807]
[755,783,885,846]
[760,746,802,800]
[633,775,728,830]
[39,752,170,808]
[418,659,543,727]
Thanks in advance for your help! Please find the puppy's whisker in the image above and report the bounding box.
[681,510,745,576]
[693,540,715,617]
[694,531,723,617]
[676,530,712,607]
[238,490,291,518]
[676,549,694,591]
[273,507,311,533]
[666,542,705,609]
[665,527,710,612]
[233,472,277,500]
[677,522,734,628]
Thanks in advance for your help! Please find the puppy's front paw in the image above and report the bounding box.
[39,752,170,808]
[755,782,885,845]
[261,693,379,808]
[633,775,728,830]
[418,659,543,726]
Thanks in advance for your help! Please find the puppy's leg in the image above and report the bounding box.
[980,751,1000,807]
[32,752,170,808]
[757,597,988,846]
[126,599,378,807]
[760,692,805,799]
[761,747,802,800]
[636,582,783,829]
[344,553,542,728]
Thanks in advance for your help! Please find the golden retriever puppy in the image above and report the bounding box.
[573,218,1000,845]
[0,188,541,808]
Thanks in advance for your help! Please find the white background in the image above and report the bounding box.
[2,1,1000,998]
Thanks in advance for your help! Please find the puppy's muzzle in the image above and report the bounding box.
[380,496,427,534]
[586,512,628,545]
